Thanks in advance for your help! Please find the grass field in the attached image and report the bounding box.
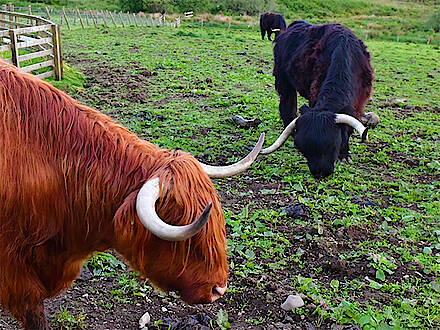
[1,13,439,330]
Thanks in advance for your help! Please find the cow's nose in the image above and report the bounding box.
[211,285,227,302]
[312,172,323,179]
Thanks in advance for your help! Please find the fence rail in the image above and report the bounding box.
[0,5,62,80]
[9,5,182,30]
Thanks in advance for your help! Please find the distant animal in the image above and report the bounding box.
[261,21,379,178]
[260,12,287,41]
[0,61,264,329]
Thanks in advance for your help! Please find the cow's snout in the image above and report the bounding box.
[211,285,227,302]
[311,166,334,179]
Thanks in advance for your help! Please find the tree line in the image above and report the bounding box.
[15,0,274,15]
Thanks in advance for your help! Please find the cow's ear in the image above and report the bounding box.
[299,105,310,115]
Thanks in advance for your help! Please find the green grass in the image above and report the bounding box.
[53,18,440,328]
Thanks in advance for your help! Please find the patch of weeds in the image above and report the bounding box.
[216,309,231,330]
[367,252,398,281]
[86,252,126,277]
[111,272,152,303]
[51,306,86,329]
[48,63,85,93]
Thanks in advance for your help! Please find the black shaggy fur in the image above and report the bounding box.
[260,12,287,41]
[273,20,374,178]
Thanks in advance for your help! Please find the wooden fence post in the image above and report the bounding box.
[51,24,63,80]
[100,11,108,26]
[133,13,138,26]
[0,5,5,28]
[126,12,132,25]
[9,30,19,67]
[62,7,71,30]
[8,4,13,24]
[118,11,125,27]
[75,8,85,29]
[90,11,98,28]
[45,7,51,20]
[27,5,32,25]
[108,11,117,27]
[84,10,90,26]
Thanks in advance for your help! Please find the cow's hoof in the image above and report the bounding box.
[339,156,352,164]
[360,112,380,129]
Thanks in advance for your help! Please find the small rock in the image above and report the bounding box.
[281,294,305,311]
[169,291,179,299]
[391,97,407,103]
[162,313,212,329]
[140,70,152,77]
[139,311,150,329]
[77,267,93,282]
[284,203,306,219]
[161,307,168,312]
[350,197,376,207]
[305,322,316,330]
[284,316,294,324]
[230,115,261,129]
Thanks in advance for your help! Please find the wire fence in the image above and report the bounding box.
[8,5,184,30]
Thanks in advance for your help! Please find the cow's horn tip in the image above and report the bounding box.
[361,127,369,142]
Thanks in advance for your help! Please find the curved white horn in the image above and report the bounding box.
[260,118,298,154]
[335,114,368,142]
[199,133,265,178]
[136,178,212,241]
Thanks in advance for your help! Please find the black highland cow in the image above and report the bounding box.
[261,21,379,178]
[260,12,287,41]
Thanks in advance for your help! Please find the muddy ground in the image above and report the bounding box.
[0,55,437,330]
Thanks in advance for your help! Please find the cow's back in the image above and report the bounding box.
[273,21,373,114]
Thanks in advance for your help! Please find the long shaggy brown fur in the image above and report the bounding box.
[0,61,227,329]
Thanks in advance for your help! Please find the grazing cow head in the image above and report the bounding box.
[114,151,229,304]
[260,105,368,179]
[293,109,341,178]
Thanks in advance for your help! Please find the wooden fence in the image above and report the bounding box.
[11,5,182,30]
[0,6,62,80]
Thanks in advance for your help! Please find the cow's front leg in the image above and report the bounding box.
[279,93,298,127]
[360,112,380,128]
[338,126,353,163]
[23,303,51,330]
[267,31,272,41]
